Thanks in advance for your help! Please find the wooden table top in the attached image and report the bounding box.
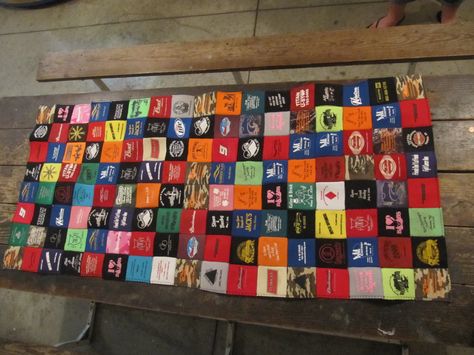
[0,76,473,346]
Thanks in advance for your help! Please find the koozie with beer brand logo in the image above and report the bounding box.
[403,126,434,152]
[316,268,349,299]
[227,264,258,296]
[347,238,379,267]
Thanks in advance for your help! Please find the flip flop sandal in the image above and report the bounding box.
[367,15,406,29]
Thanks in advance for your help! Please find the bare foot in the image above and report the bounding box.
[368,15,405,28]
[441,5,458,24]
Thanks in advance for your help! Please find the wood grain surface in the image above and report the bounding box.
[37,23,474,81]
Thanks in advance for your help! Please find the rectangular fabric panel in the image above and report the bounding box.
[4,74,451,300]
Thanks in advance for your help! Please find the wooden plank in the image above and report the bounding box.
[447,227,474,287]
[0,204,15,245]
[37,23,474,81]
[439,173,474,227]
[0,166,23,204]
[1,76,473,129]
[0,247,472,346]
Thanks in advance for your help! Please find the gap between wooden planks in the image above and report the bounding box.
[37,23,474,81]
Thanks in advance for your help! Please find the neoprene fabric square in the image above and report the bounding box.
[3,74,451,300]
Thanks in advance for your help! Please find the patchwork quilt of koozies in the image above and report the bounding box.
[3,74,451,300]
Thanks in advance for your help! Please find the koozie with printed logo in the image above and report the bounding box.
[407,178,440,208]
[346,209,378,237]
[403,127,434,152]
[177,234,206,260]
[204,235,231,263]
[257,266,287,297]
[381,268,415,300]
[261,210,288,237]
[154,233,179,257]
[406,152,437,178]
[316,268,349,299]
[287,210,315,238]
[287,239,316,267]
[400,99,432,128]
[263,136,290,161]
[343,81,370,107]
[378,237,412,268]
[264,112,290,136]
[412,237,448,268]
[316,239,347,268]
[409,208,444,237]
[315,210,346,239]
[316,83,342,106]
[372,103,401,128]
[368,77,398,105]
[349,267,383,299]
[227,264,258,296]
[347,238,379,267]
[287,267,316,298]
[240,113,264,137]
[290,110,315,134]
[200,261,229,293]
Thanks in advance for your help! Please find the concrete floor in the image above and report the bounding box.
[0,0,473,353]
